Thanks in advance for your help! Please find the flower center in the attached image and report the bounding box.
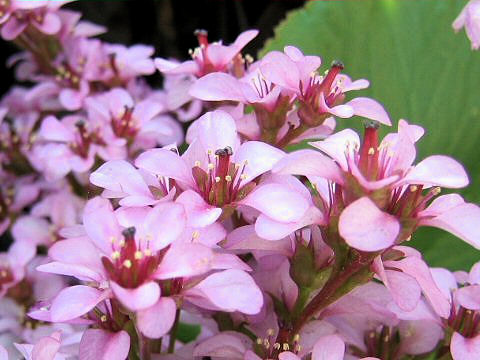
[101,227,163,289]
[111,105,138,139]
[448,305,480,339]
[69,120,105,158]
[0,264,13,291]
[254,329,301,360]
[0,0,11,18]
[192,147,255,208]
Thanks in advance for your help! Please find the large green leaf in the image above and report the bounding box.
[261,0,480,270]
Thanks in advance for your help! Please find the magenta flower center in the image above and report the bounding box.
[111,105,138,139]
[192,146,254,208]
[0,0,11,20]
[448,305,480,339]
[0,265,13,291]
[69,120,105,158]
[101,227,162,289]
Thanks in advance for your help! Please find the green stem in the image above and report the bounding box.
[139,335,151,360]
[168,308,181,353]
[276,124,309,148]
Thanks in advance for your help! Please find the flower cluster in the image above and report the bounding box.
[0,1,478,359]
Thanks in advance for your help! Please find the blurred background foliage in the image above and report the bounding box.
[261,0,480,271]
[1,0,478,270]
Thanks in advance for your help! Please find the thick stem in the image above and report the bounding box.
[139,335,151,360]
[168,308,181,353]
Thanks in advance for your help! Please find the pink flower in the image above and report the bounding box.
[105,44,156,80]
[136,110,309,231]
[155,29,258,78]
[453,0,480,50]
[260,46,391,126]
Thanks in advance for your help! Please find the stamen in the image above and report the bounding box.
[123,260,132,268]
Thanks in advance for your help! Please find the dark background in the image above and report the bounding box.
[0,0,305,94]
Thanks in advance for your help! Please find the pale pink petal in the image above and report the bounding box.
[110,281,160,311]
[312,334,345,360]
[279,352,300,360]
[37,261,103,282]
[309,129,360,171]
[339,197,399,251]
[260,51,301,91]
[176,190,222,227]
[194,110,240,153]
[455,285,480,310]
[239,183,309,222]
[0,345,7,360]
[347,97,391,126]
[48,238,103,273]
[402,155,469,188]
[143,201,186,250]
[393,257,451,318]
[255,206,324,241]
[451,332,480,360]
[90,160,151,197]
[1,17,27,40]
[190,72,247,102]
[32,332,61,360]
[79,329,130,360]
[193,332,252,359]
[420,199,480,250]
[137,297,176,338]
[83,198,121,254]
[50,285,107,322]
[135,148,195,188]
[39,116,74,142]
[155,58,198,74]
[155,243,213,279]
[233,141,285,184]
[34,12,61,35]
[469,262,480,284]
[272,149,344,184]
[188,269,263,314]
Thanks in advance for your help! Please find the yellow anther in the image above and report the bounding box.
[263,339,270,348]
[245,54,254,63]
[134,251,143,260]
[225,175,232,182]
[406,235,412,242]
[192,230,200,239]
[215,176,221,183]
[194,160,201,167]
[111,251,121,260]
[368,147,375,155]
[410,185,418,192]
[207,163,214,170]
[123,259,132,268]
[283,343,290,351]
[234,163,241,169]
[293,334,300,342]
[207,149,213,155]
[383,335,390,342]
[0,270,7,277]
[267,329,275,336]
[100,315,107,322]
[145,233,153,241]
[273,343,281,350]
[256,338,263,345]
[433,187,442,195]
[240,174,248,180]
[109,236,116,243]
[118,240,126,247]
[144,249,152,256]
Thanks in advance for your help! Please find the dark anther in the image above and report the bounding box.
[194,29,208,37]
[75,119,86,128]
[122,226,136,238]
[215,146,233,157]
[364,120,380,129]
[331,60,345,69]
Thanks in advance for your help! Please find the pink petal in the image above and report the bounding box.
[32,332,61,360]
[261,51,301,91]
[339,197,399,251]
[136,297,176,338]
[279,352,301,360]
[39,116,74,142]
[451,332,480,360]
[255,206,324,241]
[83,198,121,255]
[193,332,252,358]
[272,149,344,184]
[110,281,160,311]
[347,97,391,126]
[79,329,130,360]
[34,12,61,35]
[393,257,451,318]
[190,72,248,102]
[0,345,7,360]
[90,160,151,197]
[176,190,222,227]
[1,16,27,40]
[233,141,285,184]
[188,269,263,314]
[455,285,480,310]
[135,148,195,188]
[420,199,480,250]
[50,285,107,322]
[403,155,469,188]
[193,110,240,154]
[142,201,186,250]
[37,261,103,282]
[154,58,199,75]
[312,334,345,360]
[48,237,103,273]
[155,243,214,279]
[240,183,309,222]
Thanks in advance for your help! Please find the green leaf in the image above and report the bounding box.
[176,322,201,343]
[260,0,480,270]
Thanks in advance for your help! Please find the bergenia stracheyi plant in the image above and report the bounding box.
[0,1,478,359]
